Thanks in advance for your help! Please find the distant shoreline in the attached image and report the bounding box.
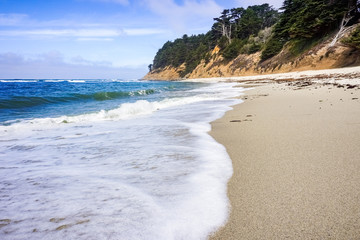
[207,68,360,239]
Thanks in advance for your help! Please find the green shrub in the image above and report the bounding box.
[217,36,229,50]
[342,26,360,50]
[261,37,284,61]
[248,43,262,54]
[289,38,319,56]
[222,39,245,60]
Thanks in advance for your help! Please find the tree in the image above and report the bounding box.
[329,0,360,46]
[261,0,358,61]
[222,39,245,60]
[151,4,280,72]
[342,25,360,49]
[213,9,233,43]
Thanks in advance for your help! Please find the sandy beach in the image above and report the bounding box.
[209,76,360,239]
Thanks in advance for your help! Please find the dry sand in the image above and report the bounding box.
[209,80,360,239]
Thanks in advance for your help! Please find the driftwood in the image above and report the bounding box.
[329,7,358,47]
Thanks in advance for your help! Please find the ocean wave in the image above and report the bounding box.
[0,82,243,132]
[0,80,38,83]
[0,95,220,134]
[0,82,244,239]
[0,89,156,109]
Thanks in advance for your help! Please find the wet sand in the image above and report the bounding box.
[209,81,360,239]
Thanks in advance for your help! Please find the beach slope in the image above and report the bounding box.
[210,80,360,239]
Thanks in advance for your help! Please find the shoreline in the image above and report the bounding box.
[185,66,360,83]
[208,77,360,239]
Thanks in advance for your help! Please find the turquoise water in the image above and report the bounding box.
[0,79,244,240]
[0,79,205,124]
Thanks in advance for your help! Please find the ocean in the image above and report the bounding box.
[0,79,244,240]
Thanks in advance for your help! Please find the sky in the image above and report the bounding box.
[0,0,283,79]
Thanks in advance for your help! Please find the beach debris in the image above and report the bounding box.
[55,224,71,231]
[50,218,65,223]
[286,80,314,90]
[0,219,11,228]
[346,84,357,89]
[230,120,242,122]
[336,84,345,88]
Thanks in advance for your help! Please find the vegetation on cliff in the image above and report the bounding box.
[342,25,360,49]
[152,3,278,77]
[152,33,213,77]
[262,0,360,60]
[149,0,360,78]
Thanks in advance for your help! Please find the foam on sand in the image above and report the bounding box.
[0,82,244,240]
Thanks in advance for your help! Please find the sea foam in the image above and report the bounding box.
[0,82,244,239]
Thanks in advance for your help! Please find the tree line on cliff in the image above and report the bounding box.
[149,0,360,78]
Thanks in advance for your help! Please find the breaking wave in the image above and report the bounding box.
[0,89,156,109]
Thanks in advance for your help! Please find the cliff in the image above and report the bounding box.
[143,36,360,81]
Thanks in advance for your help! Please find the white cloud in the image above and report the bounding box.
[123,28,166,36]
[76,37,115,41]
[0,29,121,37]
[38,51,64,63]
[0,27,166,39]
[0,52,24,64]
[88,0,129,5]
[0,52,147,79]
[143,0,222,33]
[70,55,112,66]
[0,14,28,26]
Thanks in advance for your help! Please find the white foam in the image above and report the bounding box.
[44,80,66,82]
[0,83,241,135]
[0,80,38,83]
[67,80,86,83]
[0,82,244,240]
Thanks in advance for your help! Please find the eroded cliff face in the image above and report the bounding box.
[143,37,360,81]
[144,65,185,81]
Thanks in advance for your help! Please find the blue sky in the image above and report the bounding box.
[0,0,283,79]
